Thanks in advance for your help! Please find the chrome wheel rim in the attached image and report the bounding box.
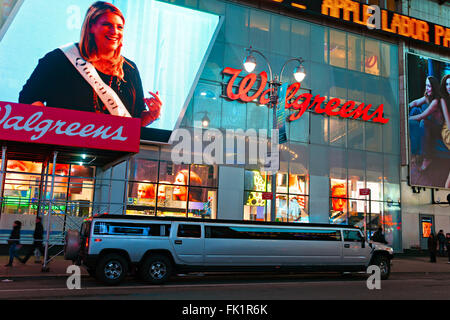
[378,259,389,275]
[104,261,123,280]
[150,261,167,280]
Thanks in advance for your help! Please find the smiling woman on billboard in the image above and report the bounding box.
[18,1,161,127]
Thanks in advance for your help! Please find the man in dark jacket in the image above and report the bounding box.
[20,216,44,264]
[5,220,22,267]
[437,230,446,256]
[370,227,388,244]
[446,233,450,263]
[428,232,438,263]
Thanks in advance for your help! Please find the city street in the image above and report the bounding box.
[1,256,449,300]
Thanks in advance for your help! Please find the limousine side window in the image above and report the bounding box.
[205,226,341,241]
[343,230,363,242]
[93,222,170,237]
[177,224,201,238]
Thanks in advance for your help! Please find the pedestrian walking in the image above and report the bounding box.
[446,233,450,264]
[20,216,44,264]
[427,232,438,263]
[437,230,446,256]
[4,221,22,267]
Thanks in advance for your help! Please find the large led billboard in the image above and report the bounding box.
[0,0,221,142]
[407,53,450,189]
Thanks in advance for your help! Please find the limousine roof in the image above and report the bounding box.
[90,214,360,230]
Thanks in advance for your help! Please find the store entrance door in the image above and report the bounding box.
[419,215,434,250]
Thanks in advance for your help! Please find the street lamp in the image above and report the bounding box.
[243,47,306,222]
[196,111,210,128]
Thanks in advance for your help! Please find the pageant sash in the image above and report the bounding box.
[60,43,131,118]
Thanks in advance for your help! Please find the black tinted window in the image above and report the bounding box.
[343,230,362,242]
[206,226,341,241]
[177,224,201,238]
[93,222,170,236]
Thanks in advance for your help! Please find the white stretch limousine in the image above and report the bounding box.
[64,215,394,285]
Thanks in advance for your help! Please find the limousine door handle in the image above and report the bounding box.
[344,244,350,248]
[174,240,183,245]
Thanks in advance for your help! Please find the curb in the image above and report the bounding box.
[1,270,448,281]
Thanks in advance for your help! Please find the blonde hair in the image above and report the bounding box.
[79,1,126,79]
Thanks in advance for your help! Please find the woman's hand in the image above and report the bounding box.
[32,101,45,107]
[142,91,162,127]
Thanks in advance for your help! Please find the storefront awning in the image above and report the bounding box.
[0,101,142,167]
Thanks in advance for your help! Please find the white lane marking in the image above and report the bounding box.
[0,280,350,293]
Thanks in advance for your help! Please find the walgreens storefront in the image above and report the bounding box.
[107,0,402,251]
[0,0,403,251]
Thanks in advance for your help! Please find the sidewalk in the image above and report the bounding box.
[0,256,88,279]
[1,254,449,280]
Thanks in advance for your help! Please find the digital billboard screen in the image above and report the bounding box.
[407,53,450,189]
[0,0,221,143]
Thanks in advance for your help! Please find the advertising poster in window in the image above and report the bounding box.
[0,0,221,143]
[127,162,217,219]
[407,53,450,189]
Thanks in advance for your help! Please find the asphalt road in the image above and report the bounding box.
[1,272,450,300]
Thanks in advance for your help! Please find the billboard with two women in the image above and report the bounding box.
[407,53,450,189]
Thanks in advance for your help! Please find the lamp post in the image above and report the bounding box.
[243,47,306,222]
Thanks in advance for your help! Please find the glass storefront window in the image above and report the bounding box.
[348,34,363,72]
[187,188,217,219]
[1,161,95,216]
[364,39,380,76]
[130,159,158,182]
[329,29,347,69]
[286,194,309,223]
[190,164,218,187]
[330,178,348,224]
[348,200,365,229]
[244,170,309,222]
[243,194,269,221]
[126,162,218,219]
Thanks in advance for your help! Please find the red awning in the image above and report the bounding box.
[0,101,141,166]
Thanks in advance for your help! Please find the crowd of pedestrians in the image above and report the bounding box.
[428,229,450,263]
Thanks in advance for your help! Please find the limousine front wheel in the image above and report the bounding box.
[140,255,172,284]
[372,255,391,280]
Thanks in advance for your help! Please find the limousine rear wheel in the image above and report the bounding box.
[96,254,129,286]
[139,255,172,284]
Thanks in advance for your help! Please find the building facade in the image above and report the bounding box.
[94,0,405,251]
[1,0,449,254]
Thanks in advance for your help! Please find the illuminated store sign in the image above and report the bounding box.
[0,101,141,153]
[223,68,389,124]
[272,0,450,49]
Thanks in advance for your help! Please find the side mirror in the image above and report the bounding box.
[361,238,366,248]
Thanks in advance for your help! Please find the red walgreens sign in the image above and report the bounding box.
[0,101,141,153]
[359,188,371,196]
[223,68,389,124]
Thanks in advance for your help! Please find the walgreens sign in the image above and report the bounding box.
[223,68,389,124]
[0,102,141,153]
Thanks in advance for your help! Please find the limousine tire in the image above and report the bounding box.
[139,255,172,284]
[372,255,391,280]
[96,254,128,286]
